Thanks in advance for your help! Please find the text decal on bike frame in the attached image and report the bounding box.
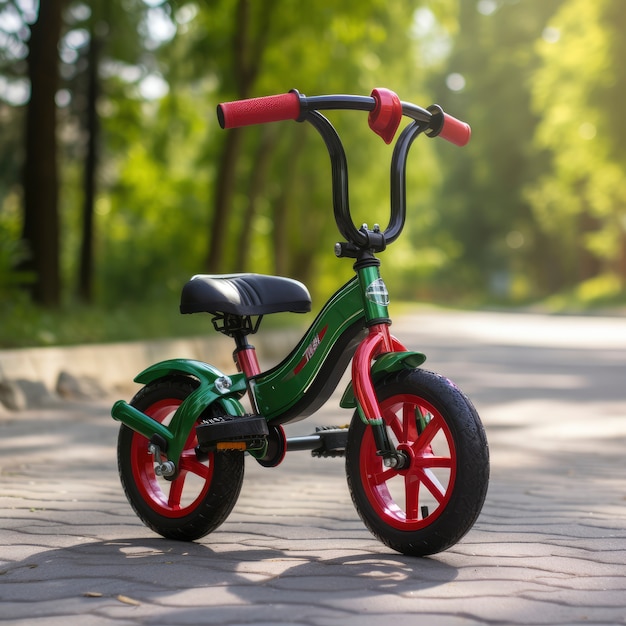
[293,325,329,376]
[366,278,390,306]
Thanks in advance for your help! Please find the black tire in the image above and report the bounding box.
[117,376,245,541]
[346,368,489,556]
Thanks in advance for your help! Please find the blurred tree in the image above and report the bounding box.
[0,0,32,299]
[0,0,152,306]
[528,0,626,294]
[426,0,564,301]
[20,0,64,306]
[206,0,275,273]
[77,21,100,303]
[61,0,149,302]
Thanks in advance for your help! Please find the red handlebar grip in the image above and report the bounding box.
[217,92,301,129]
[439,112,471,147]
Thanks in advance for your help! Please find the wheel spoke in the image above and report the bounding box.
[414,414,440,452]
[180,449,211,479]
[387,412,403,441]
[404,473,420,520]
[167,472,186,509]
[419,468,446,503]
[413,454,452,469]
[370,465,398,486]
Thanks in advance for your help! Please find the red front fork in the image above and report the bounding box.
[352,322,409,465]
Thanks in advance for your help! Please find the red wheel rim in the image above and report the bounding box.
[129,398,214,518]
[360,393,456,531]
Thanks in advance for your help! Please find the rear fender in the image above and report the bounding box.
[111,359,248,465]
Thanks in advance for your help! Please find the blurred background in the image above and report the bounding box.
[1,0,625,347]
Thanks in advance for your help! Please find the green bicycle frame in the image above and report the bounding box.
[111,262,426,468]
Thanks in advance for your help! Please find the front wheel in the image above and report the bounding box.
[346,368,489,556]
[117,376,245,541]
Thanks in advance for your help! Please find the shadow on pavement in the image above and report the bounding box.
[4,537,459,621]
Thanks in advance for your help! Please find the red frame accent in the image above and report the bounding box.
[293,325,329,376]
[236,347,263,409]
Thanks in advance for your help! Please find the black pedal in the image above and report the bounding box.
[196,414,269,451]
[311,426,349,458]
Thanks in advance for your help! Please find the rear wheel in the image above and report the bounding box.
[346,368,489,556]
[117,376,244,541]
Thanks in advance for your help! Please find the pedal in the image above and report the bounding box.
[311,425,349,458]
[195,414,269,451]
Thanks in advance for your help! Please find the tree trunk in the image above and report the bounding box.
[206,128,243,272]
[234,127,276,270]
[206,0,275,273]
[617,228,626,289]
[78,31,101,303]
[21,0,64,306]
[578,211,600,282]
[273,127,306,277]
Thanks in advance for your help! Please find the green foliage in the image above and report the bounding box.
[422,0,566,301]
[527,0,626,291]
[97,88,212,304]
[0,190,32,296]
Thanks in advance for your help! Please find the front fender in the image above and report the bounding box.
[112,359,248,466]
[339,351,426,409]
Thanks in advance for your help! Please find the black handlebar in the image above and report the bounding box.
[217,90,471,254]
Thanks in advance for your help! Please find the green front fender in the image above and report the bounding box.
[111,359,248,466]
[339,351,427,410]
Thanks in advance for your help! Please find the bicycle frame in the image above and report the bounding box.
[111,267,426,468]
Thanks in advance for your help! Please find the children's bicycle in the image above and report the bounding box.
[111,88,489,557]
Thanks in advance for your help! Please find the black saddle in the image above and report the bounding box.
[180,273,312,317]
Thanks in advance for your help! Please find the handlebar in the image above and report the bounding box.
[217,89,471,253]
[217,89,471,147]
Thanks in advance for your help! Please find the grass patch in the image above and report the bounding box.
[0,295,309,349]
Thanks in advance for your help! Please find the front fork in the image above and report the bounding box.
[351,322,417,469]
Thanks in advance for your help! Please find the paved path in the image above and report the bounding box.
[1,309,625,625]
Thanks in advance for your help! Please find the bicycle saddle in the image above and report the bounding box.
[180,273,312,316]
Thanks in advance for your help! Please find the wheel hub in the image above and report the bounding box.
[381,448,411,469]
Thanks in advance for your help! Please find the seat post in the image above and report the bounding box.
[233,334,262,378]
[232,334,262,412]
